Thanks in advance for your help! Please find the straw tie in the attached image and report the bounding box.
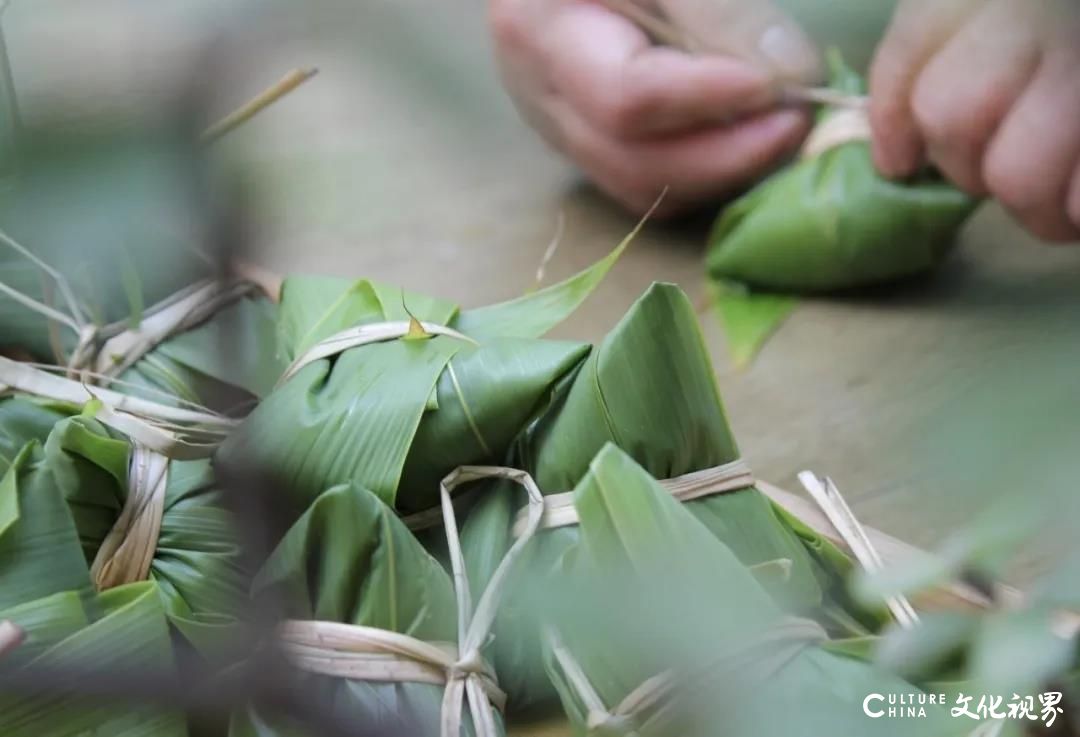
[507,458,756,537]
[88,278,257,377]
[280,465,545,737]
[548,617,827,736]
[800,108,872,159]
[277,320,478,386]
[91,445,169,590]
[0,357,235,453]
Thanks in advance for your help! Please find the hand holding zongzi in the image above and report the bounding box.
[871,0,1080,242]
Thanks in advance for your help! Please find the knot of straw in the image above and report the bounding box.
[548,617,827,737]
[510,459,755,537]
[82,278,256,378]
[449,648,487,680]
[90,445,169,590]
[800,108,872,159]
[277,320,477,386]
[280,465,545,737]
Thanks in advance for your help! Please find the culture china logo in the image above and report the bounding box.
[862,691,1065,728]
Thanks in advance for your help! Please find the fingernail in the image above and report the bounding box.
[758,24,822,82]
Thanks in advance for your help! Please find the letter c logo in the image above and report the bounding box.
[863,694,885,718]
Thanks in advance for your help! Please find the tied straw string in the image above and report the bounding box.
[403,459,755,534]
[0,356,235,440]
[798,472,920,629]
[0,360,235,591]
[507,458,755,537]
[91,278,256,377]
[277,320,478,387]
[90,445,170,590]
[279,466,546,737]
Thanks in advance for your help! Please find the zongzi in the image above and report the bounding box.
[541,444,962,737]
[218,233,632,520]
[459,283,882,713]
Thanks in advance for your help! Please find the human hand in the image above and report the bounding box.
[489,0,822,216]
[870,0,1080,242]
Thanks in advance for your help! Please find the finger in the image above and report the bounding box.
[634,109,811,204]
[544,4,777,138]
[546,93,809,213]
[983,46,1080,242]
[656,0,822,83]
[869,0,981,178]
[910,1,1042,194]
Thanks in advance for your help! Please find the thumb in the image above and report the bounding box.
[657,0,822,84]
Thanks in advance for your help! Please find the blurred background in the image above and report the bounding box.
[3,0,1080,594]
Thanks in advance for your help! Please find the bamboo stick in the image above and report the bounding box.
[201,67,318,144]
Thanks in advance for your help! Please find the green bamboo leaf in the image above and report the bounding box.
[573,444,776,620]
[228,272,594,516]
[370,280,459,326]
[0,582,185,737]
[708,279,797,368]
[397,338,588,514]
[252,482,455,637]
[524,283,827,588]
[139,296,285,401]
[0,397,68,474]
[221,336,464,514]
[453,219,639,340]
[0,443,92,608]
[0,590,91,668]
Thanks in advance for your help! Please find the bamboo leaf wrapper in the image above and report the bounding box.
[218,242,630,518]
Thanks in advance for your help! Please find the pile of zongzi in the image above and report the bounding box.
[2,188,1065,737]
